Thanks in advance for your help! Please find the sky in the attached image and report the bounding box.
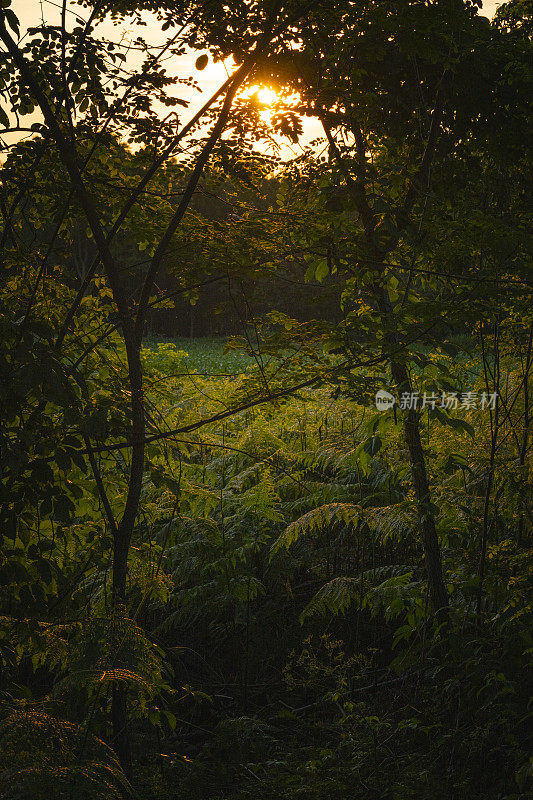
[8,0,502,154]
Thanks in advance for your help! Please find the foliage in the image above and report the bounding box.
[0,0,531,798]
[0,710,131,799]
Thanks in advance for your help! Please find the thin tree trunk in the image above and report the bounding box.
[517,322,532,546]
[477,321,500,615]
[389,358,449,617]
[0,3,333,783]
[317,104,449,618]
[112,683,133,784]
[376,284,449,618]
[109,333,145,785]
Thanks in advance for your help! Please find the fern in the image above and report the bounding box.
[299,576,360,622]
[298,563,418,624]
[0,710,130,799]
[271,503,361,555]
[362,572,426,624]
[52,609,169,715]
[364,503,417,544]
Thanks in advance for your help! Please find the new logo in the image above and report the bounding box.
[375,389,395,411]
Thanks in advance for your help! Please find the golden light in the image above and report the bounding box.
[254,87,279,106]
[241,84,304,142]
[242,85,281,125]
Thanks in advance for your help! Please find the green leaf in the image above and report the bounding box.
[162,710,177,730]
[148,709,161,727]
[315,259,329,282]
[54,449,72,471]
[53,494,74,523]
[36,558,52,584]
[363,435,382,456]
[69,449,87,473]
[431,407,475,438]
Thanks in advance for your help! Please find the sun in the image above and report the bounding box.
[242,84,301,135]
[243,85,281,125]
[254,87,279,106]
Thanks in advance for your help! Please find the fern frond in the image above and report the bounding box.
[271,503,361,555]
[0,710,130,799]
[364,503,417,543]
[299,577,360,622]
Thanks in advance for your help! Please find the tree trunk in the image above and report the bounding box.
[378,286,449,619]
[112,683,133,784]
[391,361,449,617]
[317,109,449,618]
[109,333,145,785]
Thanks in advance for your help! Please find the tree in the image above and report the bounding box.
[0,0,313,781]
[0,1,530,794]
[236,0,531,618]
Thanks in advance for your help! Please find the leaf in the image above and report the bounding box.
[163,476,181,496]
[443,453,472,474]
[54,449,72,471]
[431,407,475,438]
[36,557,52,584]
[67,481,84,500]
[70,449,87,473]
[300,577,359,621]
[0,559,30,585]
[53,494,75,523]
[148,709,161,726]
[162,710,176,730]
[315,259,329,282]
[363,435,382,456]
[3,8,19,36]
[17,521,31,546]
[195,54,208,71]
[271,503,361,555]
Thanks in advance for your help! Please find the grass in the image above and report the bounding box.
[142,335,252,376]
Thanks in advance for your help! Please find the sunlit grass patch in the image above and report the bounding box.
[142,336,252,377]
